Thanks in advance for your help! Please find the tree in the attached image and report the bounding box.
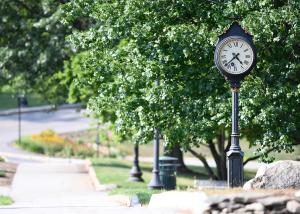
[64,0,300,180]
[0,0,72,103]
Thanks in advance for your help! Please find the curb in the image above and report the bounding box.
[0,103,82,116]
[84,159,117,192]
[84,159,141,207]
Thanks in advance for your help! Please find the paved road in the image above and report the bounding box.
[0,108,92,161]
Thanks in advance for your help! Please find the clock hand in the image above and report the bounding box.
[235,55,243,65]
[225,53,240,66]
[225,53,241,66]
[225,56,236,66]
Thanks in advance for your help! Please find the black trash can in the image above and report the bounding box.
[159,156,178,190]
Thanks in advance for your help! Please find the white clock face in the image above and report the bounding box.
[218,38,254,74]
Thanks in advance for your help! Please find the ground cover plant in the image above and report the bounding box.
[91,158,256,204]
[92,158,197,204]
[0,196,13,206]
[17,129,95,158]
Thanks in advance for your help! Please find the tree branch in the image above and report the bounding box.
[187,147,218,180]
[208,139,220,167]
[225,132,231,152]
[243,141,300,165]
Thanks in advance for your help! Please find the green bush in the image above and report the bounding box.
[17,133,95,158]
[17,137,45,154]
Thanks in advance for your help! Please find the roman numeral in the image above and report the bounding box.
[234,66,237,71]
[227,65,231,70]
[222,60,227,64]
[221,55,226,58]
[240,43,244,48]
[245,55,250,58]
[227,44,232,48]
[244,48,249,52]
[244,60,249,65]
[223,49,228,52]
[234,42,238,47]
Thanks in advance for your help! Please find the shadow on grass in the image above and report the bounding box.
[93,162,131,169]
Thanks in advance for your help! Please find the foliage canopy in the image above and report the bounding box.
[63,0,300,178]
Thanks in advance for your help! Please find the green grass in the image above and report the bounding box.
[91,158,256,204]
[0,196,13,206]
[0,93,48,110]
[92,158,197,204]
[0,170,5,177]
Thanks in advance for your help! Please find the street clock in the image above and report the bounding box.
[214,22,256,86]
[214,22,257,188]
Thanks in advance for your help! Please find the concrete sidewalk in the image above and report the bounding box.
[0,162,177,214]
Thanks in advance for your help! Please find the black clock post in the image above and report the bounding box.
[214,22,257,187]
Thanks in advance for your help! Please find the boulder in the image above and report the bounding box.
[244,160,300,189]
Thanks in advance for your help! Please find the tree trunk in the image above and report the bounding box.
[187,147,218,180]
[216,129,227,180]
[164,143,190,173]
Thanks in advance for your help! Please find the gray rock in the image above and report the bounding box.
[295,190,300,199]
[245,202,264,211]
[269,209,289,214]
[243,161,300,189]
[230,192,274,204]
[287,200,300,213]
[256,196,290,208]
[232,208,252,214]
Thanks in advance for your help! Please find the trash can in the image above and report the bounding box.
[159,156,178,190]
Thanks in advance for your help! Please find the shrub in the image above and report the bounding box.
[17,130,95,158]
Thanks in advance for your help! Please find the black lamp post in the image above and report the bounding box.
[214,22,256,187]
[17,95,28,144]
[148,77,163,189]
[95,120,100,157]
[129,144,144,182]
[148,128,163,189]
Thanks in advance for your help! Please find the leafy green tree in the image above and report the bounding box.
[0,0,72,102]
[64,0,300,180]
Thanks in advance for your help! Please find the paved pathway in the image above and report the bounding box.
[0,108,177,213]
[0,162,176,214]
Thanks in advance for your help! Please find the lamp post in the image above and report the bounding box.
[129,144,144,182]
[17,95,28,144]
[148,77,163,189]
[95,120,100,157]
[227,83,244,187]
[214,22,256,187]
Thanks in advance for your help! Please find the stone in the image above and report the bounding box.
[287,200,300,213]
[256,196,290,208]
[232,208,252,214]
[295,190,300,199]
[269,209,289,214]
[148,191,208,213]
[245,202,264,211]
[230,192,274,204]
[243,160,300,189]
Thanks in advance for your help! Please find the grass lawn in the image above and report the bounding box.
[91,158,256,204]
[0,196,13,206]
[0,93,48,110]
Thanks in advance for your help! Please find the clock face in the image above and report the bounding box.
[217,37,254,74]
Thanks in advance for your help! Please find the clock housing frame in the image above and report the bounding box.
[214,22,257,84]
